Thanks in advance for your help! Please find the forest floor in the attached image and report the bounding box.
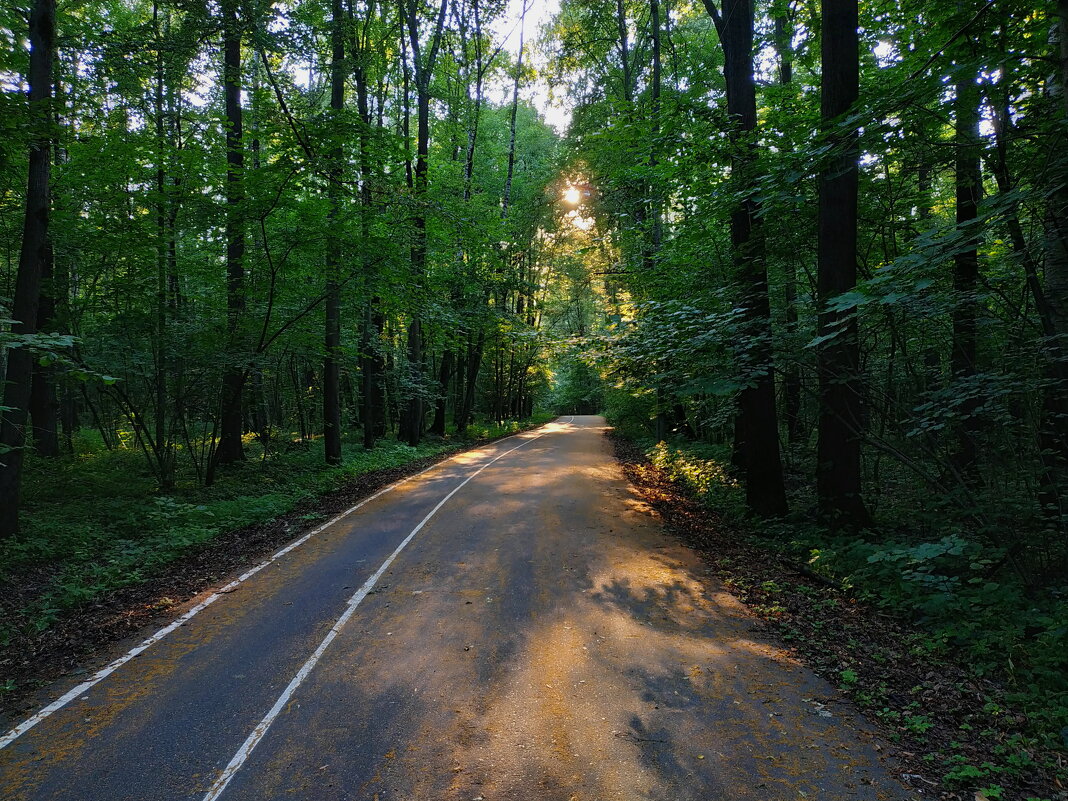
[0,416,551,720]
[607,432,1067,801]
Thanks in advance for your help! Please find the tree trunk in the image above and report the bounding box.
[950,60,982,482]
[0,0,55,537]
[214,0,246,471]
[431,349,453,436]
[354,24,384,450]
[615,0,632,104]
[153,1,177,488]
[705,0,788,517]
[1038,0,1068,531]
[323,0,345,465]
[649,0,663,253]
[773,2,803,446]
[30,247,60,458]
[458,328,485,429]
[501,5,526,218]
[399,0,448,447]
[815,0,871,528]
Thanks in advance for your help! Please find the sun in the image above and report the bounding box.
[563,186,582,205]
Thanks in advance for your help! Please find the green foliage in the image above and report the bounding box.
[550,357,604,415]
[624,434,1068,747]
[462,412,555,440]
[644,439,746,519]
[0,416,547,643]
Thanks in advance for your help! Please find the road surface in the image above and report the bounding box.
[1,416,915,800]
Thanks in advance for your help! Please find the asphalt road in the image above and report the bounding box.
[0,416,916,800]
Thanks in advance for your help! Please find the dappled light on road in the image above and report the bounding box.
[1,417,910,801]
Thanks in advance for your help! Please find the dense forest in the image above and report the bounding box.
[2,0,1067,793]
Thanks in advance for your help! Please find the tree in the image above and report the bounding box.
[950,42,982,483]
[211,0,248,476]
[323,0,346,465]
[398,0,449,446]
[703,0,788,517]
[0,0,55,537]
[815,0,870,528]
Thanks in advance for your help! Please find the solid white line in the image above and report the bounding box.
[0,425,555,751]
[200,431,546,801]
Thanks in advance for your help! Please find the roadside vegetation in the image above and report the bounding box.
[609,426,1067,800]
[0,414,551,699]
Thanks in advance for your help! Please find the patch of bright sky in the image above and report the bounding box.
[491,0,570,134]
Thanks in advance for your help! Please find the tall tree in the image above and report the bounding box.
[501,1,527,217]
[0,0,56,537]
[1037,0,1068,528]
[399,0,449,446]
[815,0,870,527]
[704,0,789,516]
[950,44,982,483]
[212,0,247,474]
[323,0,346,465]
[772,0,803,446]
[355,0,386,450]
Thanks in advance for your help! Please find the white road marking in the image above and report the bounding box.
[201,431,547,801]
[0,422,564,751]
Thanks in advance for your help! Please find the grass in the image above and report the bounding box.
[0,413,555,645]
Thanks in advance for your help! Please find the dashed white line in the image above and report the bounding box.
[0,421,566,751]
[200,430,547,801]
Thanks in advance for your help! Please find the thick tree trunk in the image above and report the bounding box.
[773,3,803,446]
[705,0,788,517]
[0,0,55,537]
[323,0,345,465]
[1037,0,1068,531]
[214,0,246,470]
[950,64,982,482]
[815,0,871,528]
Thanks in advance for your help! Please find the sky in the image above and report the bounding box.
[491,0,571,133]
